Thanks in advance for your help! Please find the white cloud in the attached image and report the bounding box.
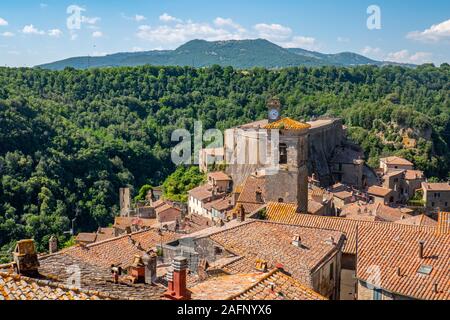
[137,15,318,50]
[22,24,45,35]
[214,17,245,32]
[137,21,247,45]
[159,13,182,23]
[361,46,433,64]
[1,31,14,37]
[337,37,350,43]
[0,17,9,26]
[407,19,450,42]
[253,23,292,42]
[92,31,103,38]
[386,50,433,64]
[361,46,384,60]
[48,29,63,37]
[135,15,146,22]
[283,36,318,50]
[252,23,318,50]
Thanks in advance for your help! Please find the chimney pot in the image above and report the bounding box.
[292,234,301,247]
[396,267,401,277]
[433,283,439,294]
[13,240,40,276]
[255,259,268,272]
[165,257,190,300]
[237,204,245,222]
[275,263,284,270]
[418,240,425,259]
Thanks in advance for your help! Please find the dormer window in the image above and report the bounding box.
[279,143,288,164]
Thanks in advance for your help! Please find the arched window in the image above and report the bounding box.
[279,143,288,164]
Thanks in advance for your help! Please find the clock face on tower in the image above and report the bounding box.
[269,108,279,120]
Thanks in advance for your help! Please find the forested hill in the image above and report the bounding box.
[37,39,413,70]
[0,64,449,259]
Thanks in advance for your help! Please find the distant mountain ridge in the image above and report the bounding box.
[37,39,415,70]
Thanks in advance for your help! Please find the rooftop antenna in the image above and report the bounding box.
[64,206,80,236]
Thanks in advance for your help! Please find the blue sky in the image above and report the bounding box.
[0,0,449,67]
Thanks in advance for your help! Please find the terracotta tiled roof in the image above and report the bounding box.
[308,200,324,215]
[235,175,266,214]
[367,186,392,197]
[209,220,345,287]
[332,191,353,200]
[395,215,438,227]
[206,196,233,212]
[152,199,166,209]
[405,170,424,180]
[190,272,268,300]
[0,272,117,300]
[310,189,325,198]
[264,202,436,254]
[263,118,311,131]
[382,169,405,178]
[422,182,450,192]
[114,217,158,229]
[181,214,215,234]
[50,229,180,269]
[75,233,97,243]
[208,171,232,181]
[189,185,214,202]
[341,202,412,223]
[380,156,413,166]
[437,212,450,235]
[190,269,326,301]
[38,254,166,300]
[356,224,450,300]
[230,269,327,301]
[155,203,181,215]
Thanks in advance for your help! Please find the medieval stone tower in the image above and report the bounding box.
[264,100,310,213]
[225,99,311,214]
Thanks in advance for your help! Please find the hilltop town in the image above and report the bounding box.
[1,100,448,301]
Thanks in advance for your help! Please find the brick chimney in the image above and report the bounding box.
[256,187,263,203]
[165,256,191,300]
[237,204,246,222]
[255,259,268,272]
[142,251,158,285]
[13,240,40,276]
[130,254,146,284]
[49,236,58,254]
[418,240,425,259]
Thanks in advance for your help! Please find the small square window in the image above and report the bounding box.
[417,265,433,275]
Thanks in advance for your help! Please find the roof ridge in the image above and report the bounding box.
[225,268,327,300]
[224,268,279,300]
[0,271,120,300]
[276,211,436,231]
[41,227,176,260]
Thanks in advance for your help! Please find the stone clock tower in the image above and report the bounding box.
[267,98,281,123]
